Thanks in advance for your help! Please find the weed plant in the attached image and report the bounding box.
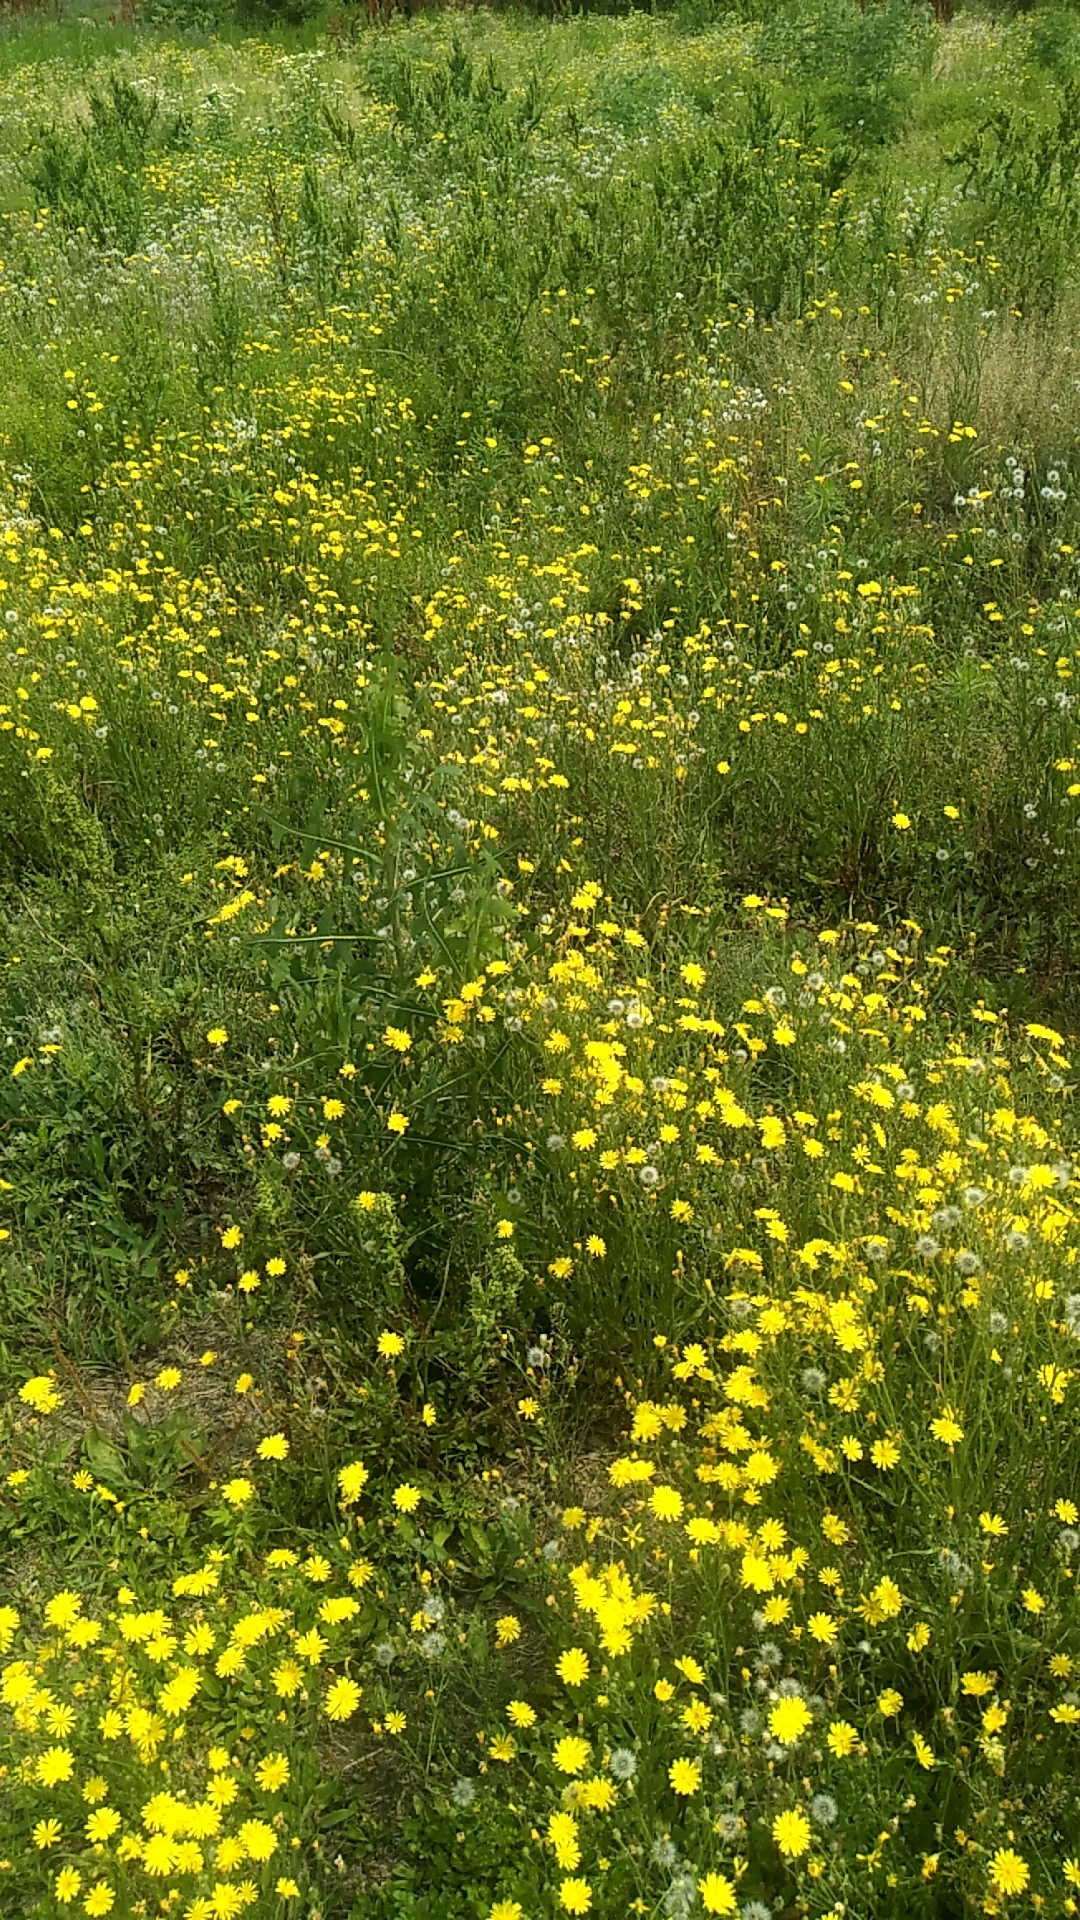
[3,4,1080,1916]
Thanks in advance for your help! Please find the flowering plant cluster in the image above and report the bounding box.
[4,6,1080,1918]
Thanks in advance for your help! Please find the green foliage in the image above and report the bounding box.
[141,0,223,32]
[951,80,1080,314]
[760,0,933,145]
[235,0,322,33]
[3,6,1080,1915]
[1029,6,1080,78]
[0,760,113,885]
[20,74,190,252]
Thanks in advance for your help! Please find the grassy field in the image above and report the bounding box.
[4,1,1080,1914]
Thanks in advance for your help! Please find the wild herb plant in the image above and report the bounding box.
[2,5,1080,1916]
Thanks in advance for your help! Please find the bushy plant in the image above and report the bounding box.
[759,0,932,145]
[4,7,1080,1916]
[950,79,1080,316]
[20,75,189,253]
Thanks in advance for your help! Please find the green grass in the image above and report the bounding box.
[3,2,1080,1916]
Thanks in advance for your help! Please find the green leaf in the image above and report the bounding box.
[83,1430,128,1485]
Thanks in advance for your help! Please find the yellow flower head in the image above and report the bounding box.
[255,1753,290,1792]
[324,1676,362,1721]
[989,1849,1030,1897]
[20,1375,61,1415]
[556,1648,589,1687]
[768,1697,812,1745]
[699,1872,736,1915]
[558,1878,592,1915]
[772,1808,811,1858]
[552,1735,591,1776]
[668,1756,702,1796]
[338,1461,370,1505]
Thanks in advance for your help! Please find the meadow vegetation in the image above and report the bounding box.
[4,0,1080,1914]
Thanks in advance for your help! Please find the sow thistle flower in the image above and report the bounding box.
[43,1591,81,1630]
[989,1849,1030,1896]
[807,1610,839,1645]
[20,1374,61,1415]
[649,1485,684,1522]
[578,1776,617,1811]
[558,1878,592,1914]
[826,1719,859,1758]
[682,1699,712,1735]
[668,1756,701,1796]
[961,1670,997,1697]
[556,1648,589,1686]
[552,1735,591,1776]
[772,1808,812,1858]
[236,1818,278,1862]
[929,1405,965,1446]
[320,1596,360,1625]
[271,1659,304,1698]
[698,1872,737,1914]
[675,1654,706,1684]
[296,1626,328,1662]
[768,1696,812,1744]
[338,1460,370,1505]
[324,1676,362,1721]
[548,1810,581,1869]
[36,1746,75,1786]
